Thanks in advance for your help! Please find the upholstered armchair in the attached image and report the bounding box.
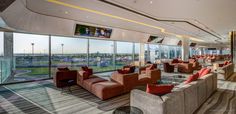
[139,64,157,74]
[177,63,194,73]
[53,70,78,88]
[163,62,175,73]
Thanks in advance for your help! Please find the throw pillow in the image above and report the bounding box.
[146,84,174,96]
[57,67,69,71]
[199,68,211,77]
[184,73,199,84]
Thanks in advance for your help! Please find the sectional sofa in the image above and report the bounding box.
[130,73,217,114]
[217,63,234,80]
[77,69,161,100]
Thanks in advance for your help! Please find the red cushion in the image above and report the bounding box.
[184,73,199,84]
[81,66,89,71]
[199,68,211,77]
[198,68,207,76]
[146,84,174,95]
[57,67,69,71]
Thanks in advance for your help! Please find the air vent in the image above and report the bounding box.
[0,0,15,12]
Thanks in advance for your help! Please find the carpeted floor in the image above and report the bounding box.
[1,71,236,114]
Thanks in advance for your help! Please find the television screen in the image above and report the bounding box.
[75,24,112,38]
[190,43,197,47]
[147,35,163,43]
[208,48,216,50]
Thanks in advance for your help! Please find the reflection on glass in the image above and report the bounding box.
[116,42,133,69]
[51,36,88,75]
[161,45,169,59]
[89,39,114,72]
[13,33,49,82]
[149,44,160,62]
[134,43,140,61]
[0,32,3,57]
[169,46,176,59]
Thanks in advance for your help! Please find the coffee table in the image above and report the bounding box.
[113,106,143,114]
[159,75,186,85]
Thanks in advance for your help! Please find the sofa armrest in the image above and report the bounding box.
[53,70,77,87]
[130,89,165,114]
[111,72,139,92]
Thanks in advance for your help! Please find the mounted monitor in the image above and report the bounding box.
[147,35,163,43]
[74,24,112,38]
[208,48,216,50]
[190,43,197,47]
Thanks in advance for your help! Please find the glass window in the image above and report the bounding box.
[0,32,3,57]
[134,43,140,61]
[51,36,88,75]
[116,42,133,69]
[169,46,176,59]
[149,44,160,62]
[89,39,114,72]
[160,45,169,59]
[13,33,49,82]
[176,46,182,59]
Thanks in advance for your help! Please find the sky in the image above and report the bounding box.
[12,33,137,54]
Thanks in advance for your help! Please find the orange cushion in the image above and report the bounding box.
[146,84,174,95]
[184,73,199,84]
[199,68,211,78]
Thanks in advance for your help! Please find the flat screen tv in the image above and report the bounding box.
[74,24,112,38]
[147,35,163,43]
[190,43,197,47]
[208,48,216,50]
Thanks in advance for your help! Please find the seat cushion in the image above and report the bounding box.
[199,68,211,78]
[91,81,124,100]
[83,77,107,91]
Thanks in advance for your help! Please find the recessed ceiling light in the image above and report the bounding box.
[86,16,89,18]
[150,1,153,4]
[65,11,69,14]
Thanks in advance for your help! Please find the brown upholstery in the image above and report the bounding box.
[138,69,161,85]
[139,64,157,74]
[53,70,77,88]
[83,77,107,91]
[178,63,194,73]
[111,72,139,92]
[163,62,175,73]
[91,81,124,100]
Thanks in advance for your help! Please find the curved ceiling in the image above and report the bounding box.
[1,0,234,45]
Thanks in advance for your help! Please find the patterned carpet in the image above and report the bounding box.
[0,80,129,114]
[0,72,236,114]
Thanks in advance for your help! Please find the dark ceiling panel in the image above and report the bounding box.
[0,0,15,12]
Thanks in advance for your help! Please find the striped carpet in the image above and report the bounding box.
[0,80,129,114]
[1,73,236,114]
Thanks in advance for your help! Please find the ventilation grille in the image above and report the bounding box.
[0,0,15,12]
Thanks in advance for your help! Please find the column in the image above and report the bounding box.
[140,43,145,66]
[181,38,190,61]
[199,47,204,55]
[230,31,236,63]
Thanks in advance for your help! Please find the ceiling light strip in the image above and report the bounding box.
[46,0,204,42]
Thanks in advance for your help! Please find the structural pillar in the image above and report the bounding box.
[181,38,190,61]
[230,31,236,63]
[140,43,145,66]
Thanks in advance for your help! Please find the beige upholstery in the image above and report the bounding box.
[130,73,217,114]
[217,63,234,80]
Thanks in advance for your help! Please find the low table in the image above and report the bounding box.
[159,75,186,85]
[59,79,75,93]
[113,106,143,114]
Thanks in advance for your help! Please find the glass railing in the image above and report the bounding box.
[0,58,12,84]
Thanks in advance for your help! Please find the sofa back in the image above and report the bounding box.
[130,73,217,114]
[146,69,161,83]
[111,72,139,92]
[218,63,234,80]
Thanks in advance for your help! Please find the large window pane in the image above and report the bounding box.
[134,43,140,61]
[0,32,3,57]
[169,46,176,59]
[176,47,182,58]
[149,44,160,62]
[160,45,169,59]
[116,42,133,69]
[89,39,114,72]
[51,36,88,75]
[13,33,49,82]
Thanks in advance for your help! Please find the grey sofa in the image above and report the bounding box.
[130,73,217,114]
[217,63,234,80]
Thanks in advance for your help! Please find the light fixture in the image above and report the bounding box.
[150,1,153,4]
[64,11,69,14]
